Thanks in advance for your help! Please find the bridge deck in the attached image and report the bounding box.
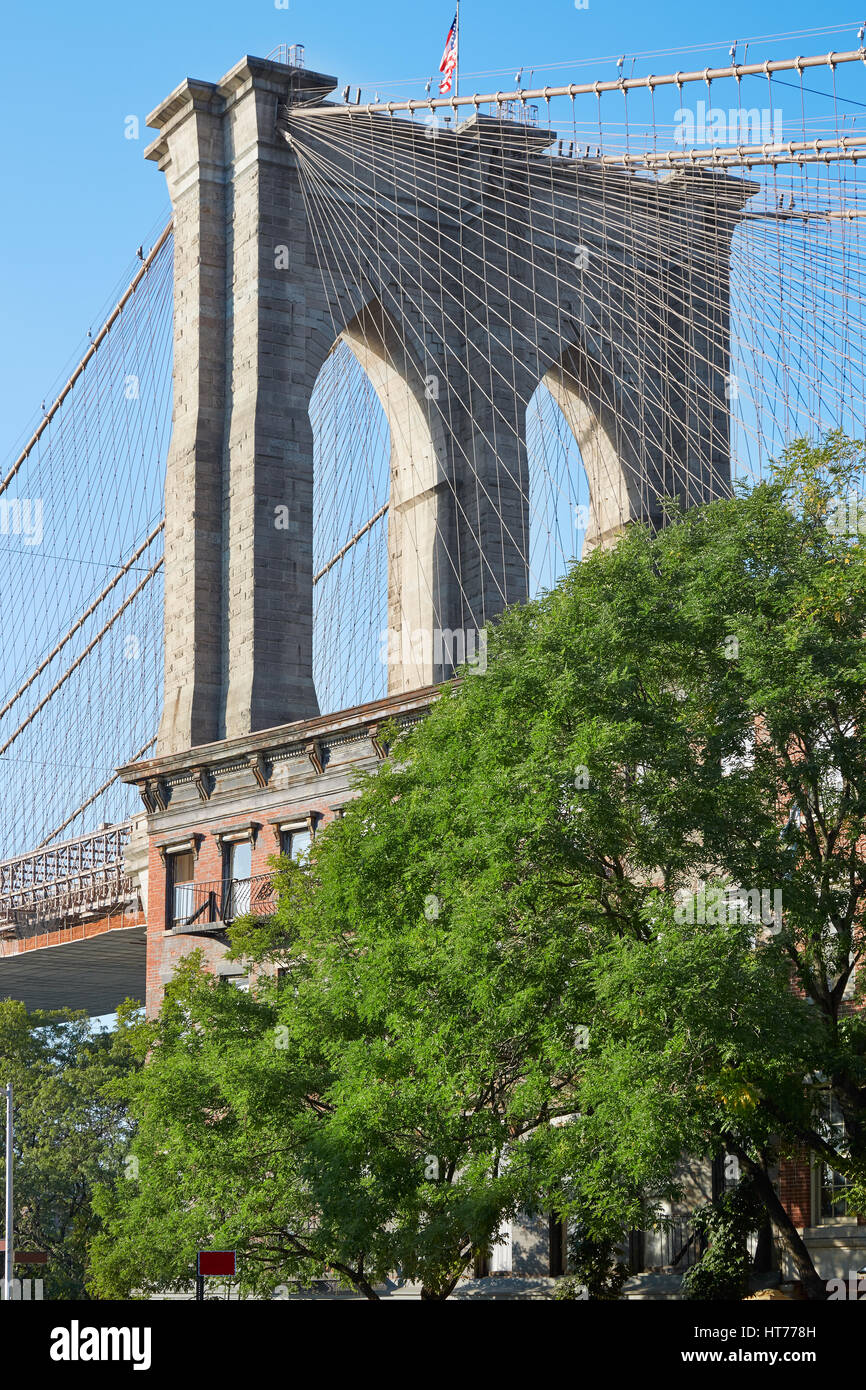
[0,823,144,1014]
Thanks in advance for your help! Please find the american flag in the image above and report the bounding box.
[439,14,458,95]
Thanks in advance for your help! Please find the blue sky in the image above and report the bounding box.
[2,1,863,450]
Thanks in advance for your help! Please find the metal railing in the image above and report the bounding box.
[640,1219,761,1274]
[173,873,278,931]
[486,100,540,126]
[0,822,134,925]
[641,1220,704,1272]
[266,44,305,68]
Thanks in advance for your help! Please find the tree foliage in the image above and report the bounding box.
[682,1176,767,1301]
[93,435,866,1299]
[0,999,140,1298]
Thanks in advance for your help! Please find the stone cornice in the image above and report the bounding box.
[118,684,443,787]
[144,57,337,164]
[218,55,338,101]
[146,76,221,132]
[144,78,224,165]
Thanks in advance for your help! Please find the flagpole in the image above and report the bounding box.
[455,2,460,98]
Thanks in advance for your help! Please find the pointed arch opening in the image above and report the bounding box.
[310,300,450,712]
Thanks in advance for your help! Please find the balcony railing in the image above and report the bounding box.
[172,873,278,931]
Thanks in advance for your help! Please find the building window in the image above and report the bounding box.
[472,1215,514,1278]
[812,1090,852,1223]
[223,838,252,921]
[168,850,195,928]
[549,1215,566,1277]
[712,1149,740,1200]
[280,826,312,862]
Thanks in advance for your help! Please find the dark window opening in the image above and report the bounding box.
[168,849,195,928]
[280,826,312,862]
[223,839,252,921]
[549,1215,566,1277]
[813,1089,852,1223]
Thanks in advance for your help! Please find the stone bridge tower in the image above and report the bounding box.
[145,54,755,756]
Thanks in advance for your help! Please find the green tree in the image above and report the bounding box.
[553,1224,628,1300]
[94,434,866,1301]
[681,1175,766,1301]
[0,999,140,1298]
[90,911,588,1300]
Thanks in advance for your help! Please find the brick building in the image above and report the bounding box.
[120,685,435,1010]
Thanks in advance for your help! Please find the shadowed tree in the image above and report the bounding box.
[0,999,139,1299]
[92,435,866,1301]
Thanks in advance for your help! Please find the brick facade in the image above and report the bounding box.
[121,686,436,1014]
[779,1151,813,1230]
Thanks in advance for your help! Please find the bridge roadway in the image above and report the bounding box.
[0,823,146,1015]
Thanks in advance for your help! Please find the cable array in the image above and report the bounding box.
[3,47,865,860]
[0,232,172,856]
[287,54,866,706]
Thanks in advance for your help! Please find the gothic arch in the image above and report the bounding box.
[542,340,655,554]
[336,300,455,692]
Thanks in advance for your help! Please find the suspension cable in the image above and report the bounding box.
[0,520,164,723]
[0,556,163,762]
[0,221,173,501]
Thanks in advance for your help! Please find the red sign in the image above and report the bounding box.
[0,1242,47,1263]
[197,1250,236,1277]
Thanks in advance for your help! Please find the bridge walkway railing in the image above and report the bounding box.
[0,822,135,933]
